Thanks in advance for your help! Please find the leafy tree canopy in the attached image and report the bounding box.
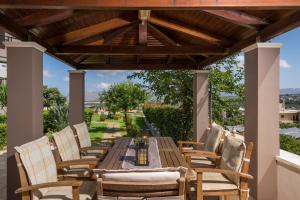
[43,86,67,109]
[99,82,148,125]
[129,55,244,126]
[0,84,7,114]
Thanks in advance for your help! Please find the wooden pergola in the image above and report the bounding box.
[2,1,300,200]
[1,0,300,70]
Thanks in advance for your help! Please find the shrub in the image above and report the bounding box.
[0,123,6,150]
[113,113,123,120]
[0,114,6,123]
[84,108,94,128]
[143,103,192,142]
[280,134,300,156]
[43,105,69,134]
[100,113,107,121]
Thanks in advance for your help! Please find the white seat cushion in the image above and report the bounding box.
[98,196,183,200]
[190,156,215,168]
[189,172,238,192]
[73,122,92,148]
[15,136,57,200]
[102,171,180,182]
[53,126,81,161]
[41,181,96,200]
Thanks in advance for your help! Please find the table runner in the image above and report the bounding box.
[122,137,162,169]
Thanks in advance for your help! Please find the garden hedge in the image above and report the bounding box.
[280,134,300,156]
[0,122,6,150]
[143,103,192,142]
[84,108,94,128]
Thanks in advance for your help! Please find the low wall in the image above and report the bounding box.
[276,150,300,200]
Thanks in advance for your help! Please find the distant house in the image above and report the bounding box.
[0,29,19,85]
[279,101,300,123]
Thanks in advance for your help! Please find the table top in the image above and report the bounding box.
[98,137,189,170]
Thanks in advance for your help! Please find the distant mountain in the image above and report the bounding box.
[85,91,99,102]
[280,88,300,95]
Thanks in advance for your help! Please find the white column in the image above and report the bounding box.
[69,70,85,125]
[193,70,209,142]
[244,43,281,200]
[5,42,45,199]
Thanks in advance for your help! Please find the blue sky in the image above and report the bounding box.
[43,27,300,96]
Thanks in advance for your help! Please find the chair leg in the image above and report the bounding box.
[240,191,249,200]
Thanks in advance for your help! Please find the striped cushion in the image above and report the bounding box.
[73,122,91,148]
[15,136,57,200]
[53,126,80,161]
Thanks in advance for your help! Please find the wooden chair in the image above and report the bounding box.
[52,126,106,179]
[72,122,116,158]
[14,136,97,200]
[95,168,187,200]
[178,123,226,168]
[187,135,254,200]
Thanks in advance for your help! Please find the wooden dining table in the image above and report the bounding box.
[98,137,189,170]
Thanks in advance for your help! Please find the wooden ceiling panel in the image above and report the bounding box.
[0,7,299,70]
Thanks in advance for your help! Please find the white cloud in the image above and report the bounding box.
[43,70,53,78]
[280,59,292,69]
[236,55,291,69]
[96,82,111,90]
[63,77,69,82]
[96,70,126,76]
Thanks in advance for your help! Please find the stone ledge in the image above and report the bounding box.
[276,149,300,172]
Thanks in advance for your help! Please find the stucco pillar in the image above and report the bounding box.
[244,43,281,200]
[69,70,85,125]
[193,70,209,142]
[5,42,45,199]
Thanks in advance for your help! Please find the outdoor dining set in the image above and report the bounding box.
[14,122,254,200]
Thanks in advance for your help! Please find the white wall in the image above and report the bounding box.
[277,150,300,200]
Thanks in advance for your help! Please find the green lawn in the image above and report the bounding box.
[89,114,106,144]
[88,113,145,144]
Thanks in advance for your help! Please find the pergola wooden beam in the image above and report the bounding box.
[0,12,77,68]
[46,18,131,45]
[78,63,197,70]
[1,0,300,9]
[148,16,232,45]
[139,22,148,45]
[203,10,268,30]
[198,10,300,69]
[56,45,227,56]
[16,10,73,28]
[103,22,138,45]
[148,23,197,63]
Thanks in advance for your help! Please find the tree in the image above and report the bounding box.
[129,54,244,126]
[99,82,147,127]
[43,86,66,109]
[0,84,7,114]
[208,56,244,125]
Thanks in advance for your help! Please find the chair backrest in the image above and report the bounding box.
[204,123,224,153]
[15,136,58,200]
[73,122,92,148]
[220,134,250,186]
[53,126,81,161]
[96,167,186,198]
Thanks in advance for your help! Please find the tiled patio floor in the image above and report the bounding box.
[0,150,6,200]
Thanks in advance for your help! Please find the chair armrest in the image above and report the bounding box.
[177,141,205,146]
[80,146,109,153]
[184,151,221,159]
[194,168,253,180]
[15,180,82,194]
[57,158,100,168]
